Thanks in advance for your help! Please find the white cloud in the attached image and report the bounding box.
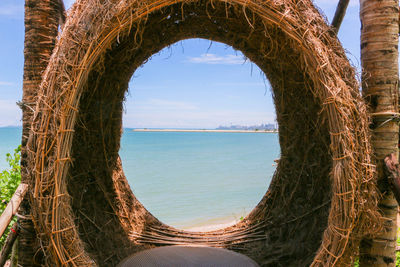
[0,81,15,86]
[0,4,23,18]
[187,54,245,65]
[0,100,21,127]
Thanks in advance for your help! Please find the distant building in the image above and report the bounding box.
[216,123,278,131]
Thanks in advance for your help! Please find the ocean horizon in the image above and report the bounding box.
[0,126,280,230]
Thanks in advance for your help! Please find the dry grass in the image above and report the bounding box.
[25,0,381,266]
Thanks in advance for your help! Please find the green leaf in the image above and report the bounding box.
[0,146,21,250]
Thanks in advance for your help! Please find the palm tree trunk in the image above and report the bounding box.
[19,0,61,265]
[359,0,399,266]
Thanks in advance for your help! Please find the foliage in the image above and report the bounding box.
[0,146,21,249]
[397,252,400,267]
[397,229,400,267]
[353,257,359,267]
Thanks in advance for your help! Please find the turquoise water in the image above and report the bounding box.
[0,127,280,229]
[0,127,22,171]
[120,130,280,229]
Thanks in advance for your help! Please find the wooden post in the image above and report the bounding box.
[0,184,27,238]
[359,0,399,266]
[331,0,350,33]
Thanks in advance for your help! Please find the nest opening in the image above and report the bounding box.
[118,38,277,231]
[28,0,380,266]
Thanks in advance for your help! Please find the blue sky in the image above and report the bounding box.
[0,0,360,128]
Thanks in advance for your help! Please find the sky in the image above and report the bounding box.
[0,0,361,129]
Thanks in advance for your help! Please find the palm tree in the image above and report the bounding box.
[18,0,63,265]
[359,0,399,266]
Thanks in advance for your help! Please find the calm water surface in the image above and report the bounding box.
[0,127,22,170]
[120,130,280,229]
[0,127,280,229]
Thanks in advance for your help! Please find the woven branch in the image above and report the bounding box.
[25,0,381,266]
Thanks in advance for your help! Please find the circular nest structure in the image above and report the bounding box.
[26,0,381,266]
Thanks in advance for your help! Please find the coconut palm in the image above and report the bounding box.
[359,0,399,266]
[18,0,64,265]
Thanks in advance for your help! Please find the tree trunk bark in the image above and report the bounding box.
[19,0,61,265]
[0,223,19,267]
[10,237,18,267]
[359,0,399,266]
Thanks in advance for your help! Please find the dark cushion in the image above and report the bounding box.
[118,246,259,267]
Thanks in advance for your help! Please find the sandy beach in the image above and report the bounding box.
[182,219,241,232]
[132,129,277,133]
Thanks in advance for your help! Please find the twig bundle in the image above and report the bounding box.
[26,0,380,266]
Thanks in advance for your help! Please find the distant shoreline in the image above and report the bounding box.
[132,129,278,133]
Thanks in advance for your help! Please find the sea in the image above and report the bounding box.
[0,127,280,231]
